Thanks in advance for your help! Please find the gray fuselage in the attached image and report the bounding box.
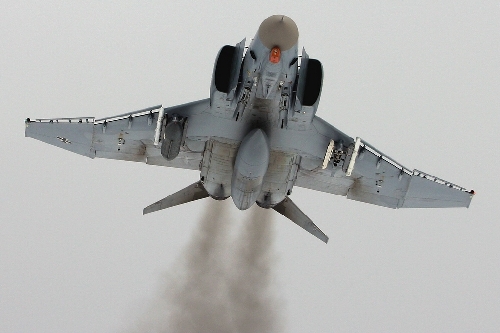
[202,15,303,210]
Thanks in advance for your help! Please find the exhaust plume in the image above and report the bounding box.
[228,206,280,333]
[128,200,281,333]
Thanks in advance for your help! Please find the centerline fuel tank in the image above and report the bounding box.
[231,128,270,210]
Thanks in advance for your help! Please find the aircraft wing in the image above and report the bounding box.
[295,122,474,209]
[25,99,210,171]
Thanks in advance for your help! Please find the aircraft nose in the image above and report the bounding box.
[258,15,299,51]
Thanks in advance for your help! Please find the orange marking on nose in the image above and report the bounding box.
[269,47,281,63]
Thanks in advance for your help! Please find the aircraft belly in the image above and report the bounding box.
[257,151,300,207]
[268,127,329,161]
[194,136,302,210]
[196,101,333,162]
[200,139,239,199]
[185,112,249,143]
[231,129,270,210]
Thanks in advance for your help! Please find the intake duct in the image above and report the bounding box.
[211,40,245,95]
[288,49,323,130]
[210,40,246,116]
[300,59,323,106]
[214,45,236,93]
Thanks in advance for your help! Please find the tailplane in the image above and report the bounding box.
[272,197,329,243]
[143,181,209,215]
[144,183,328,244]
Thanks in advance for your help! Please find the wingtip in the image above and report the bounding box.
[143,206,153,215]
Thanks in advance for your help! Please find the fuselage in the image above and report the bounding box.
[201,15,311,210]
[24,15,473,245]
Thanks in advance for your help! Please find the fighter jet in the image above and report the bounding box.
[25,15,474,243]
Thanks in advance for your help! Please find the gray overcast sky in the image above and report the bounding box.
[2,1,499,332]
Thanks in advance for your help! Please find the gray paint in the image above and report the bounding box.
[273,196,329,243]
[143,181,209,215]
[25,15,473,243]
[231,128,270,210]
[6,3,496,332]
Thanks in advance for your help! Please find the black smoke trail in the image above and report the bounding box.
[127,200,281,333]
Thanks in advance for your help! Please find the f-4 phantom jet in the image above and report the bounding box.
[25,15,474,243]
